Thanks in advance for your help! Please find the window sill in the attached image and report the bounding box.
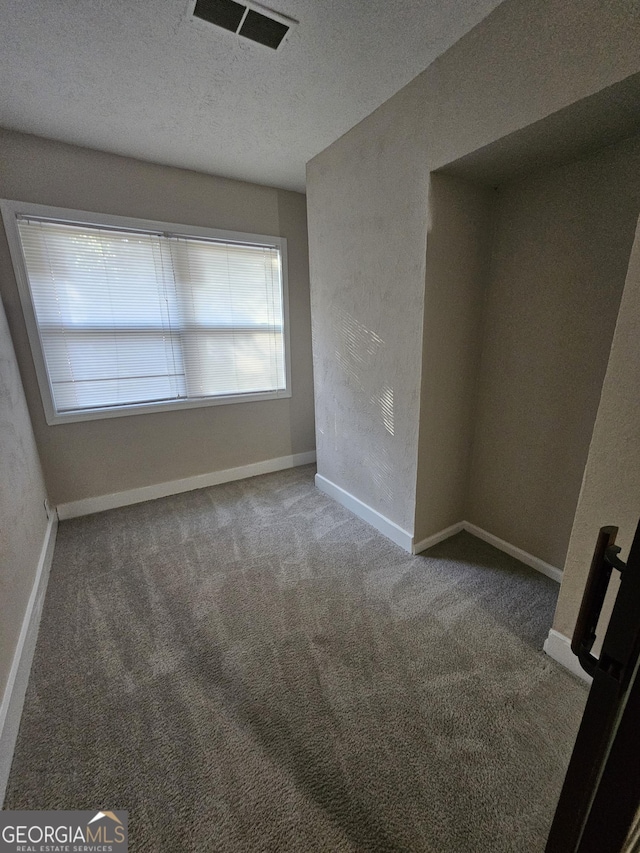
[44,388,292,425]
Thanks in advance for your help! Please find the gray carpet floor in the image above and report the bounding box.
[5,465,587,852]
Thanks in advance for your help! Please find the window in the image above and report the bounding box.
[1,201,290,424]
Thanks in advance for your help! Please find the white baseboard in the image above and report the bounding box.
[413,522,465,555]
[310,483,566,580]
[57,451,317,519]
[462,521,563,583]
[0,512,58,806]
[544,629,592,684]
[314,474,413,552]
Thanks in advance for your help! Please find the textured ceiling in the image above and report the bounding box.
[0,0,505,192]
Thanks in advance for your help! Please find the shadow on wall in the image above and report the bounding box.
[413,170,495,543]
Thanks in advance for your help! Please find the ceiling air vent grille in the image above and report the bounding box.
[192,0,295,50]
[193,0,246,33]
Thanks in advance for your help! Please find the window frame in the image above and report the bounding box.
[0,200,292,425]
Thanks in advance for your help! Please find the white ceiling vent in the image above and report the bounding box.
[191,0,296,50]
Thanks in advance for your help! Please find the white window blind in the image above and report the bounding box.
[14,215,287,419]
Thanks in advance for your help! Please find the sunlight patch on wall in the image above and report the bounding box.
[370,386,394,436]
[335,311,384,392]
[331,310,396,441]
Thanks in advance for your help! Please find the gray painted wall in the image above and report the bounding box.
[553,216,640,640]
[0,129,315,505]
[414,174,494,544]
[0,295,48,720]
[467,135,640,568]
[307,0,640,537]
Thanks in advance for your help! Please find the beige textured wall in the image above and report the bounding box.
[414,174,495,543]
[553,216,640,639]
[306,84,428,531]
[307,0,640,536]
[0,129,315,505]
[0,295,48,714]
[467,135,640,568]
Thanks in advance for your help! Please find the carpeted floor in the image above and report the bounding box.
[5,465,587,852]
